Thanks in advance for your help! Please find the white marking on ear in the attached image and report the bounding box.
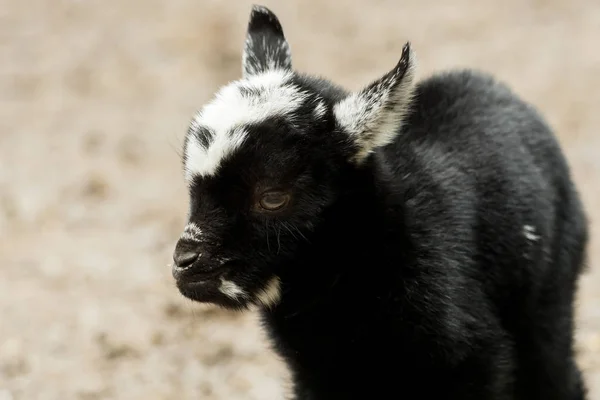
[242,5,292,78]
[523,225,540,241]
[242,36,254,76]
[334,43,416,164]
[219,278,247,299]
[184,70,308,181]
[255,276,282,309]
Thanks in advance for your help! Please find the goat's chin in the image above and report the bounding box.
[176,273,283,312]
[176,279,252,311]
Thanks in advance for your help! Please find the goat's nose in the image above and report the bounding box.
[173,250,199,270]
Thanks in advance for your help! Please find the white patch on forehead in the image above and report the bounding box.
[313,100,327,119]
[184,127,247,180]
[184,69,308,181]
[219,278,246,299]
[255,276,282,309]
[523,225,540,241]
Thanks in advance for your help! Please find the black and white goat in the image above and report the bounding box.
[171,5,589,399]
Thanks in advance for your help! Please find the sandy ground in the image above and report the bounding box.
[1,0,599,399]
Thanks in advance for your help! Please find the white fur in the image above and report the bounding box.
[255,276,282,308]
[185,222,203,237]
[523,225,540,241]
[314,100,327,119]
[180,222,203,242]
[179,231,198,242]
[184,70,307,181]
[219,278,247,299]
[241,35,255,76]
[334,48,416,164]
[243,36,292,77]
[184,127,247,180]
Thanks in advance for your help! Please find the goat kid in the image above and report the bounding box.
[171,5,589,400]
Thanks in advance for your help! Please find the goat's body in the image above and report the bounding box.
[172,6,588,398]
[261,70,588,399]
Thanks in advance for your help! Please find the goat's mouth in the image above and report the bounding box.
[172,257,239,282]
[174,261,251,308]
[176,276,235,306]
[175,268,223,285]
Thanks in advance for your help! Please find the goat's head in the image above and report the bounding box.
[172,5,416,309]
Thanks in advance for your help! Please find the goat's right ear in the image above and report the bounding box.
[242,5,292,78]
[334,43,416,165]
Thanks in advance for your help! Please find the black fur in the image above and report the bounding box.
[172,5,589,399]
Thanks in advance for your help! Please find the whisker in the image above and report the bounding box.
[167,130,185,160]
[282,222,298,240]
[169,141,183,159]
[265,220,271,253]
[293,225,309,243]
[186,298,198,324]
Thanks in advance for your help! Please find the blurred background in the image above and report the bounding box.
[1,0,599,399]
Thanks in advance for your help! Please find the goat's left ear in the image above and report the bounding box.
[334,43,416,164]
[242,5,292,78]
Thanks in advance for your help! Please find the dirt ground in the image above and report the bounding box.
[1,0,599,399]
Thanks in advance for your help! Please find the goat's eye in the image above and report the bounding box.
[258,191,290,211]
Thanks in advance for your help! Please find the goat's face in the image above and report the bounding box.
[172,5,416,310]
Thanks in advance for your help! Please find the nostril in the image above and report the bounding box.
[173,251,199,270]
